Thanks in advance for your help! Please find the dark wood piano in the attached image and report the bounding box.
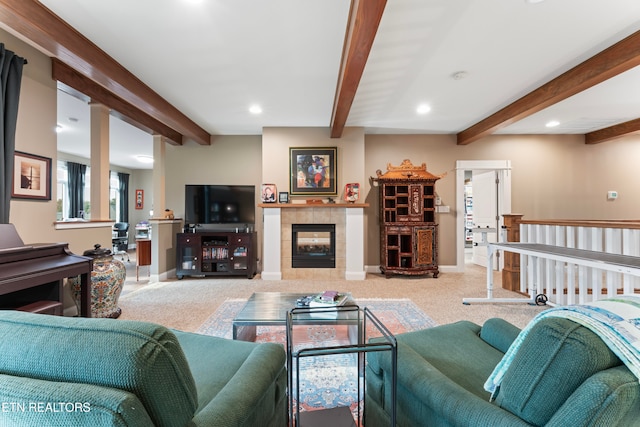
[0,224,93,317]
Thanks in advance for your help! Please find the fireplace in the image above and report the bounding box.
[291,224,335,268]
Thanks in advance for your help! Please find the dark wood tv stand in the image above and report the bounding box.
[176,231,257,279]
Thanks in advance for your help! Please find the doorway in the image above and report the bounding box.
[455,160,511,272]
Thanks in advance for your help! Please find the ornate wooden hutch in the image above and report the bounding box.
[375,159,444,278]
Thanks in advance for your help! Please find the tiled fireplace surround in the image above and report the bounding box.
[260,204,367,280]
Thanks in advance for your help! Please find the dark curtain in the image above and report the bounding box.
[117,171,129,223]
[0,44,26,224]
[67,161,86,218]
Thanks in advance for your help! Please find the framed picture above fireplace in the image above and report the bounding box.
[289,147,337,196]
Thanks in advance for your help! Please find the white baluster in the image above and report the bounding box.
[590,227,603,302]
[554,225,566,305]
[566,227,576,305]
[605,228,621,298]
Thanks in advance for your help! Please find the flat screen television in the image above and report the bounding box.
[184,185,255,225]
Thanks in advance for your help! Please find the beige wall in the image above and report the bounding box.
[261,127,366,200]
[7,29,56,241]
[165,135,263,219]
[4,29,110,254]
[129,169,153,226]
[5,27,153,254]
[365,134,640,265]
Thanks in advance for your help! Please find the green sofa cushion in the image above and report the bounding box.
[368,320,507,401]
[366,321,530,427]
[479,317,521,354]
[495,317,622,426]
[0,311,198,427]
[174,330,288,427]
[0,373,155,426]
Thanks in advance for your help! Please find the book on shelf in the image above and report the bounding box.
[202,247,228,260]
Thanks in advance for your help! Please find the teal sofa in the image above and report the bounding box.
[0,310,287,426]
[365,317,640,426]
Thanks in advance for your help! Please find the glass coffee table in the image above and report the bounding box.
[232,292,356,342]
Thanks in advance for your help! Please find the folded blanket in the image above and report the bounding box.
[485,294,640,397]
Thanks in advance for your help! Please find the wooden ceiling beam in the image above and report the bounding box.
[0,0,210,145]
[457,29,640,145]
[585,117,640,144]
[330,0,387,138]
[52,59,182,146]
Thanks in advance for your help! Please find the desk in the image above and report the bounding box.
[136,239,151,281]
[463,242,640,305]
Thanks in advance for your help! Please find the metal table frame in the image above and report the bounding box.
[286,305,397,427]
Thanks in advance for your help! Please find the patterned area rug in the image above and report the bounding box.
[196,298,436,339]
[196,298,437,418]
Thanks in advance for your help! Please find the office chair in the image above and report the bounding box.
[112,222,130,262]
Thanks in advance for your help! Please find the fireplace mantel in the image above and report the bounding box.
[259,204,368,280]
[258,203,369,209]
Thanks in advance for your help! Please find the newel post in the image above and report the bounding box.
[502,214,524,292]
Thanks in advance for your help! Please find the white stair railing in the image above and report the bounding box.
[518,220,640,305]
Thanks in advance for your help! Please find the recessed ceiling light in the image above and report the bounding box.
[249,105,262,114]
[546,120,560,128]
[451,71,468,80]
[525,0,545,3]
[416,104,431,115]
[135,155,154,164]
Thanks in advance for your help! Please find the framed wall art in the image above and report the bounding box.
[135,189,144,209]
[11,151,51,200]
[289,147,337,196]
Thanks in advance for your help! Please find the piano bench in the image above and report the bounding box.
[17,301,63,316]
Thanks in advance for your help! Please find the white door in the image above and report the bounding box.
[471,170,498,268]
[455,160,511,273]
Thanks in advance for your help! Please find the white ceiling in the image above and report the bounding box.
[39,0,640,170]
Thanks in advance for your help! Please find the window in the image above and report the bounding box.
[56,160,91,220]
[110,171,130,223]
[109,171,120,221]
[56,161,66,221]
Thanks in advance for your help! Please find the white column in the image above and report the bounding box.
[261,208,282,280]
[345,208,366,280]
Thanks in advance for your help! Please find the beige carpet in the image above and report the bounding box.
[118,262,547,332]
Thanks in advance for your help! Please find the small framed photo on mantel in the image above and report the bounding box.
[261,183,277,203]
[344,182,360,203]
[278,191,289,204]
